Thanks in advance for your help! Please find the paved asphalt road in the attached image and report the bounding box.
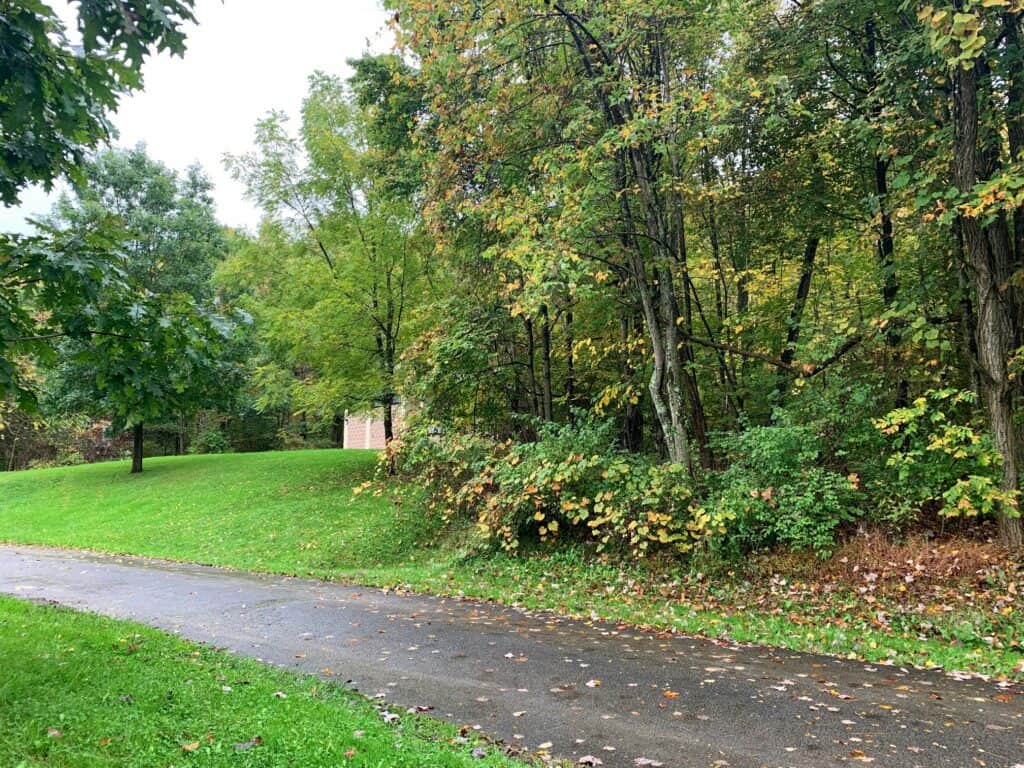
[0,544,1021,768]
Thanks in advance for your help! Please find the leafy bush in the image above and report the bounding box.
[873,389,1015,520]
[708,424,860,557]
[189,428,230,455]
[388,420,497,518]
[392,415,719,557]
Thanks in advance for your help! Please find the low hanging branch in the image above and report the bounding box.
[676,327,876,378]
[2,330,151,344]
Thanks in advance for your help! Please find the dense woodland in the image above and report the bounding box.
[5,0,1024,559]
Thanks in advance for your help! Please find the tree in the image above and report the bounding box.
[0,222,122,408]
[52,146,225,300]
[224,72,428,444]
[923,1,1024,548]
[1,1,200,421]
[38,146,232,459]
[49,289,241,473]
[0,0,197,204]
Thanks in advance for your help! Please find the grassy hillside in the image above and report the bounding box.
[1,450,1021,680]
[0,596,515,767]
[0,450,433,579]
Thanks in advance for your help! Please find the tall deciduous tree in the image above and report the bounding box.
[0,0,197,204]
[1,0,199,420]
[50,288,241,473]
[225,71,427,444]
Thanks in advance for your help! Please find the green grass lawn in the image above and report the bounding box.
[1,450,1021,680]
[0,596,516,767]
[0,450,432,577]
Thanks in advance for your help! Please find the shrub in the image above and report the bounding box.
[389,419,497,519]
[708,424,860,557]
[873,388,1015,521]
[189,428,230,455]
[393,415,721,557]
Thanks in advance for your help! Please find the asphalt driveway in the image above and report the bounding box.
[0,544,1020,767]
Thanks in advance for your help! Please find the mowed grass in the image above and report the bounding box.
[1,450,1021,680]
[0,596,515,768]
[0,450,433,577]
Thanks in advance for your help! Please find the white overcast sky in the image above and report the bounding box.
[0,0,391,234]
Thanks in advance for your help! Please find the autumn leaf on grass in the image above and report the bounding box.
[234,735,263,751]
[182,741,200,752]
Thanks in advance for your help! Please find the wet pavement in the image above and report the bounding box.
[0,544,1021,767]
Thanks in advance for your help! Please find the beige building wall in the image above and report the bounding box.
[342,404,404,449]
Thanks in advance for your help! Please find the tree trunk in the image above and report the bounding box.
[774,235,820,409]
[554,7,696,470]
[619,303,644,452]
[331,412,344,447]
[864,18,908,409]
[954,221,984,397]
[131,423,144,474]
[952,53,1023,549]
[539,304,554,422]
[1002,12,1024,272]
[383,401,394,444]
[523,316,540,418]
[565,308,576,415]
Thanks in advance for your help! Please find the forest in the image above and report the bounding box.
[5,0,1024,562]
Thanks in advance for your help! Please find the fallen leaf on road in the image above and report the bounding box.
[634,759,664,767]
[586,679,601,688]
[578,757,603,766]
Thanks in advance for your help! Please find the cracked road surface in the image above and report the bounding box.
[0,544,1021,767]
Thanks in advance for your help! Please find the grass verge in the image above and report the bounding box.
[1,450,1021,680]
[0,595,517,767]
